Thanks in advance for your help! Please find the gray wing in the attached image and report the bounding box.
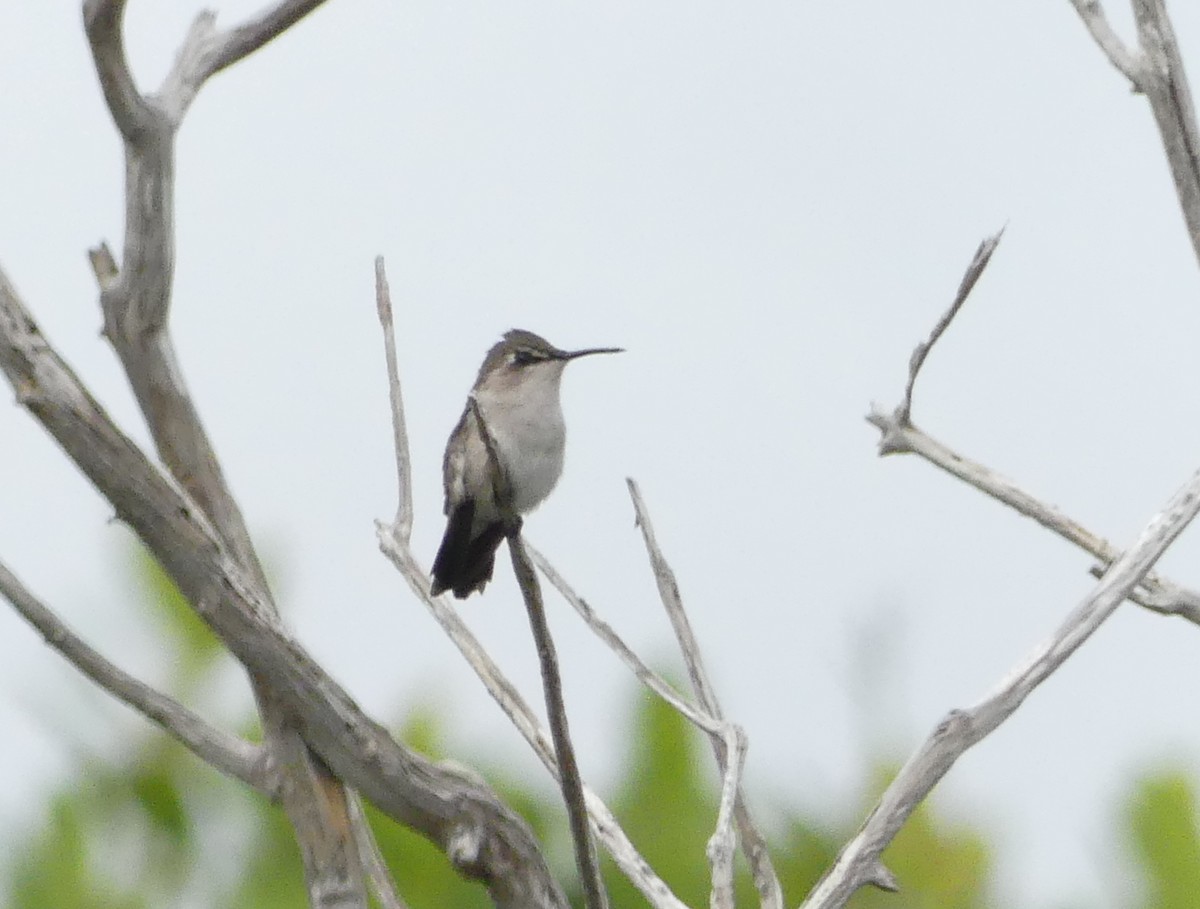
[441,402,472,515]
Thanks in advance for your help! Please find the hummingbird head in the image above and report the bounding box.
[474,329,623,391]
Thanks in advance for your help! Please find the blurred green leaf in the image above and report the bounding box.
[1125,767,1200,909]
[10,793,144,909]
[397,701,449,760]
[128,547,222,684]
[131,765,191,845]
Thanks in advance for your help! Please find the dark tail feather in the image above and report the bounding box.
[431,500,507,599]
[453,522,506,598]
[431,500,474,596]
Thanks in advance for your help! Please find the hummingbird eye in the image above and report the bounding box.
[512,348,540,367]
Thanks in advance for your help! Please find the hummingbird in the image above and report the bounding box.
[430,329,622,599]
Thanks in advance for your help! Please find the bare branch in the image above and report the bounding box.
[866,409,1200,625]
[897,230,1004,425]
[527,546,723,737]
[1068,0,1147,87]
[375,258,414,540]
[627,480,784,909]
[1086,562,1200,617]
[626,481,716,711]
[508,534,609,909]
[168,0,328,103]
[0,558,270,796]
[803,463,1200,906]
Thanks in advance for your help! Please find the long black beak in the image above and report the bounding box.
[561,346,624,360]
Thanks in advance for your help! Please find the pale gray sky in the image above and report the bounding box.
[4,2,1200,905]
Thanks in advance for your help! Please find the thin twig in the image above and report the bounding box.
[527,546,724,736]
[897,229,1004,424]
[802,461,1200,906]
[375,258,413,539]
[509,537,609,909]
[470,398,609,909]
[0,559,270,795]
[627,479,784,909]
[867,409,1200,625]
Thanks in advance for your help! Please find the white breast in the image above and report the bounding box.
[475,363,568,514]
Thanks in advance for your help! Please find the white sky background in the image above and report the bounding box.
[3,1,1200,905]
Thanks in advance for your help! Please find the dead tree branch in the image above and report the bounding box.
[867,411,1200,624]
[508,532,609,909]
[896,232,1003,425]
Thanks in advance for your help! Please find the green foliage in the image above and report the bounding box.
[1124,768,1200,909]
[10,793,143,909]
[128,548,224,691]
[7,746,198,909]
